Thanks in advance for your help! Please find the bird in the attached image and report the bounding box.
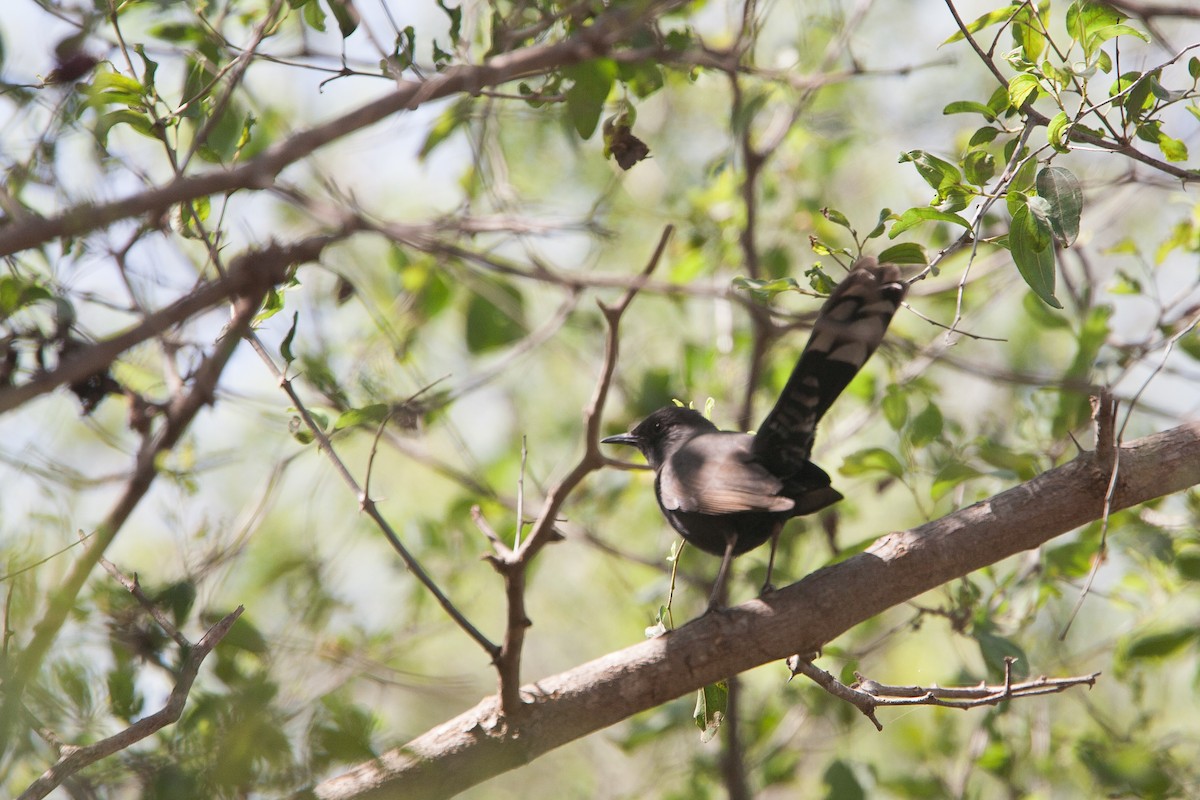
[602,257,906,610]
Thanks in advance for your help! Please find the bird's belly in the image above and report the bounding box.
[665,510,784,556]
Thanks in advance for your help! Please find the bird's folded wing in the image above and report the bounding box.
[659,437,795,515]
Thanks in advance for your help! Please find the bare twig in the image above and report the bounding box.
[788,656,1100,731]
[244,334,500,661]
[488,225,674,717]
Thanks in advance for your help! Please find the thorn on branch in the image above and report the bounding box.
[1091,388,1119,473]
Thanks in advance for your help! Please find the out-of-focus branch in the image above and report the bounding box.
[0,0,690,258]
[17,608,244,800]
[1,280,271,746]
[0,234,340,415]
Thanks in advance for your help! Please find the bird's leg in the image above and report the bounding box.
[706,534,738,613]
[761,521,784,595]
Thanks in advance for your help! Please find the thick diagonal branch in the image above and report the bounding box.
[310,419,1200,800]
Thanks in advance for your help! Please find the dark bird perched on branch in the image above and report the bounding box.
[603,258,907,610]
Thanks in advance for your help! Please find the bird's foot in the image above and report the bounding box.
[759,581,777,595]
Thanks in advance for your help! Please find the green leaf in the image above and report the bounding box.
[975,629,1029,679]
[419,97,472,159]
[888,207,971,238]
[899,150,963,194]
[1175,548,1200,581]
[909,402,944,446]
[324,0,359,37]
[876,242,928,265]
[969,126,999,147]
[943,100,997,121]
[1044,540,1095,579]
[932,462,983,502]
[1011,2,1049,62]
[1046,110,1071,151]
[1009,205,1061,308]
[1157,133,1188,162]
[334,403,390,431]
[465,279,526,353]
[1007,73,1041,108]
[107,662,144,722]
[866,207,892,239]
[881,386,908,429]
[942,7,1014,45]
[731,276,800,299]
[823,760,866,800]
[94,109,159,148]
[822,207,852,230]
[564,59,617,139]
[963,149,996,186]
[693,681,727,742]
[840,447,905,479]
[1036,166,1082,246]
[1122,628,1199,660]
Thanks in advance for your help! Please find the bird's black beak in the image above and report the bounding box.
[601,432,638,446]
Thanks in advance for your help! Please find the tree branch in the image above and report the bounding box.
[309,419,1200,800]
[17,608,244,800]
[0,1,689,259]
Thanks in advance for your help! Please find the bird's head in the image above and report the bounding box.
[602,406,718,469]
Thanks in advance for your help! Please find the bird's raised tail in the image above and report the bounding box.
[752,257,906,475]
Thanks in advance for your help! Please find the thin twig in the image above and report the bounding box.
[789,655,1100,731]
[489,225,674,717]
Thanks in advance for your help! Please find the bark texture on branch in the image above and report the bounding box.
[312,421,1200,800]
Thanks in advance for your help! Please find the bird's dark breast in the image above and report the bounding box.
[662,508,787,556]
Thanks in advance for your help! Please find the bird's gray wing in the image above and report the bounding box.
[659,433,795,515]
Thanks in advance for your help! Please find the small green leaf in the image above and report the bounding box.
[325,0,359,37]
[334,403,390,431]
[1157,133,1188,162]
[881,387,908,430]
[1007,73,1041,108]
[942,7,1014,45]
[888,207,972,238]
[876,242,928,265]
[969,126,999,147]
[732,276,801,299]
[822,760,866,800]
[564,59,617,139]
[1036,166,1083,246]
[840,447,905,479]
[909,403,944,446]
[943,100,997,121]
[964,149,996,186]
[419,97,472,159]
[975,629,1029,679]
[465,279,526,353]
[694,681,727,742]
[1009,205,1061,308]
[822,207,852,230]
[1047,110,1071,151]
[932,462,983,502]
[899,150,963,194]
[1122,628,1199,661]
